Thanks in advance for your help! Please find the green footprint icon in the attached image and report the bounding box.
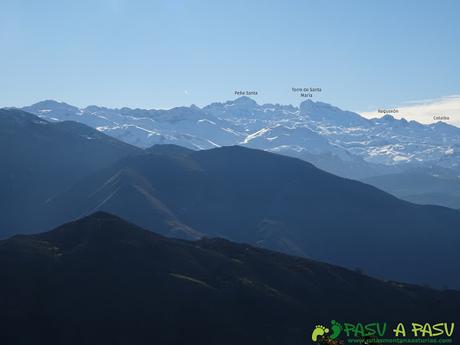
[330,320,342,340]
[311,325,329,342]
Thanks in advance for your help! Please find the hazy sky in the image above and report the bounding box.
[1,0,459,123]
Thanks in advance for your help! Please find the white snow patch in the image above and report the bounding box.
[393,155,409,162]
[243,127,272,144]
[206,139,220,147]
[198,119,216,125]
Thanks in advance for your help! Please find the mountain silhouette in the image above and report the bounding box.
[0,212,458,345]
[42,145,460,288]
[24,97,460,180]
[0,108,141,236]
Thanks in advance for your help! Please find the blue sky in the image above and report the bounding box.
[1,0,459,116]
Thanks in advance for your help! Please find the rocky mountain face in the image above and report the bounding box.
[23,97,460,179]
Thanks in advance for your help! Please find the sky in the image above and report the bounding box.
[1,0,459,124]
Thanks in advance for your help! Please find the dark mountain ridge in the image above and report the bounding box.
[42,145,460,288]
[1,108,459,288]
[0,108,141,236]
[0,212,458,345]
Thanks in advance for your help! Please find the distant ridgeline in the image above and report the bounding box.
[21,98,460,209]
[1,107,460,290]
[22,97,460,178]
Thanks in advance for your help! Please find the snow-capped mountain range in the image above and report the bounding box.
[21,97,460,179]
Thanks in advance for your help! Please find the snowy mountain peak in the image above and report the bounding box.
[26,100,79,113]
[232,96,258,106]
[21,98,460,178]
[381,114,397,122]
[23,100,81,121]
[300,99,369,127]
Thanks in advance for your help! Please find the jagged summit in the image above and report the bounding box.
[20,97,460,175]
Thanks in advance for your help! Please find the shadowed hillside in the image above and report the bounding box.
[0,212,458,345]
[43,146,460,288]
